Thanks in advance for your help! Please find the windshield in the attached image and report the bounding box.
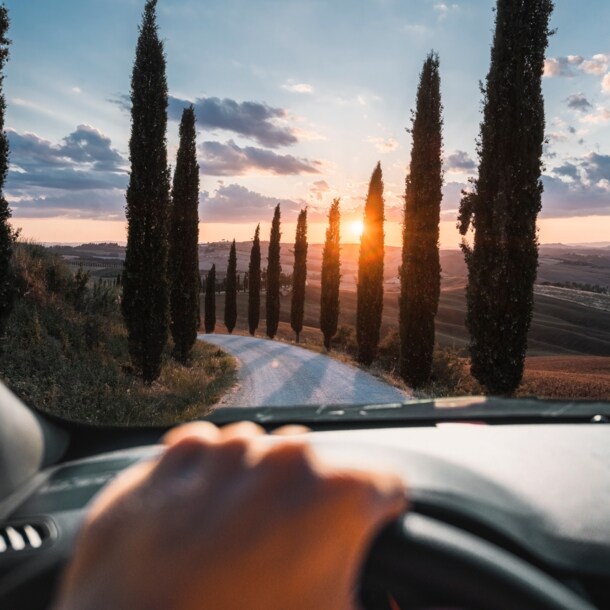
[0,0,609,426]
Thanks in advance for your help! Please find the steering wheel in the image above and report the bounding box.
[363,512,596,610]
[0,510,597,610]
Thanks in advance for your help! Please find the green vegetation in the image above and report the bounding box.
[224,240,237,333]
[123,0,171,383]
[356,163,385,366]
[320,199,341,350]
[290,208,308,343]
[400,53,443,389]
[458,0,554,394]
[266,204,282,339]
[0,7,15,337]
[169,106,200,363]
[248,225,261,336]
[1,245,235,426]
[204,264,216,333]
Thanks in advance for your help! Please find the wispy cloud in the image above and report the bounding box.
[112,93,301,149]
[281,82,314,94]
[444,150,476,173]
[200,140,321,176]
[366,136,399,153]
[200,183,304,222]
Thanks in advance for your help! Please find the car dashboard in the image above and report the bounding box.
[1,418,610,609]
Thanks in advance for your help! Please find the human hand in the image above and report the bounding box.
[53,421,407,610]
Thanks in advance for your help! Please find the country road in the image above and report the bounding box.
[200,334,409,408]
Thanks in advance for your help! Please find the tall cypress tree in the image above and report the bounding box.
[224,239,237,333]
[320,199,341,350]
[266,204,281,339]
[122,0,171,382]
[0,6,15,337]
[290,208,308,343]
[400,53,443,388]
[458,0,554,395]
[248,224,261,336]
[204,264,216,333]
[356,163,385,365]
[169,106,200,363]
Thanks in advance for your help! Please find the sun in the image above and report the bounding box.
[349,220,364,239]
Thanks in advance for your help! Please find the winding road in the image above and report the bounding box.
[200,334,409,408]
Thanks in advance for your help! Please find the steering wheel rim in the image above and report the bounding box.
[364,512,597,610]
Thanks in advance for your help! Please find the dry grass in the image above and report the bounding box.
[518,356,610,400]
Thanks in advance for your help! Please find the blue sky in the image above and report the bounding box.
[4,0,610,245]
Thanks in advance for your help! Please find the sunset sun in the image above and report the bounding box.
[349,220,364,239]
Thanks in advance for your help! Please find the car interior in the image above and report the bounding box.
[1,382,609,610]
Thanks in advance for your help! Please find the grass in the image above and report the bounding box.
[0,243,236,426]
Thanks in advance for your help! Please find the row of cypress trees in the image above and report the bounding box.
[201,198,345,351]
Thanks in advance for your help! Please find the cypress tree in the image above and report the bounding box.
[356,163,385,365]
[290,208,308,343]
[320,198,341,350]
[400,53,443,388]
[248,225,261,336]
[266,204,281,339]
[204,264,216,333]
[224,239,237,333]
[169,106,200,363]
[458,0,554,395]
[0,7,15,337]
[122,0,171,382]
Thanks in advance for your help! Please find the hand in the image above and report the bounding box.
[53,421,407,610]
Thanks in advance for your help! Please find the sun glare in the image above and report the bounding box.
[350,220,364,239]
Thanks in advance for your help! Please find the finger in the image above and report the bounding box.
[271,425,310,436]
[162,421,221,447]
[219,420,266,440]
[338,469,408,538]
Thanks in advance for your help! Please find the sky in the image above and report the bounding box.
[4,0,610,247]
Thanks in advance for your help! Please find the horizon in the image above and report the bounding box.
[5,0,610,247]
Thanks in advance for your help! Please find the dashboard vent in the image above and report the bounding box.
[0,522,50,553]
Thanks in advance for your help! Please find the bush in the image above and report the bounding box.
[0,243,236,426]
[416,347,478,398]
[377,328,400,371]
[331,324,357,355]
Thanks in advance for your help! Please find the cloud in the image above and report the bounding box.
[542,174,610,217]
[282,82,314,94]
[581,106,610,124]
[309,180,330,201]
[581,54,610,76]
[543,55,583,77]
[602,73,610,93]
[169,96,297,148]
[444,150,476,173]
[6,125,127,192]
[565,93,592,112]
[199,184,304,222]
[433,3,459,19]
[366,136,399,153]
[10,189,125,220]
[543,152,610,217]
[200,140,321,176]
[113,94,299,149]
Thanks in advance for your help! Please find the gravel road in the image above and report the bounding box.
[200,334,409,408]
